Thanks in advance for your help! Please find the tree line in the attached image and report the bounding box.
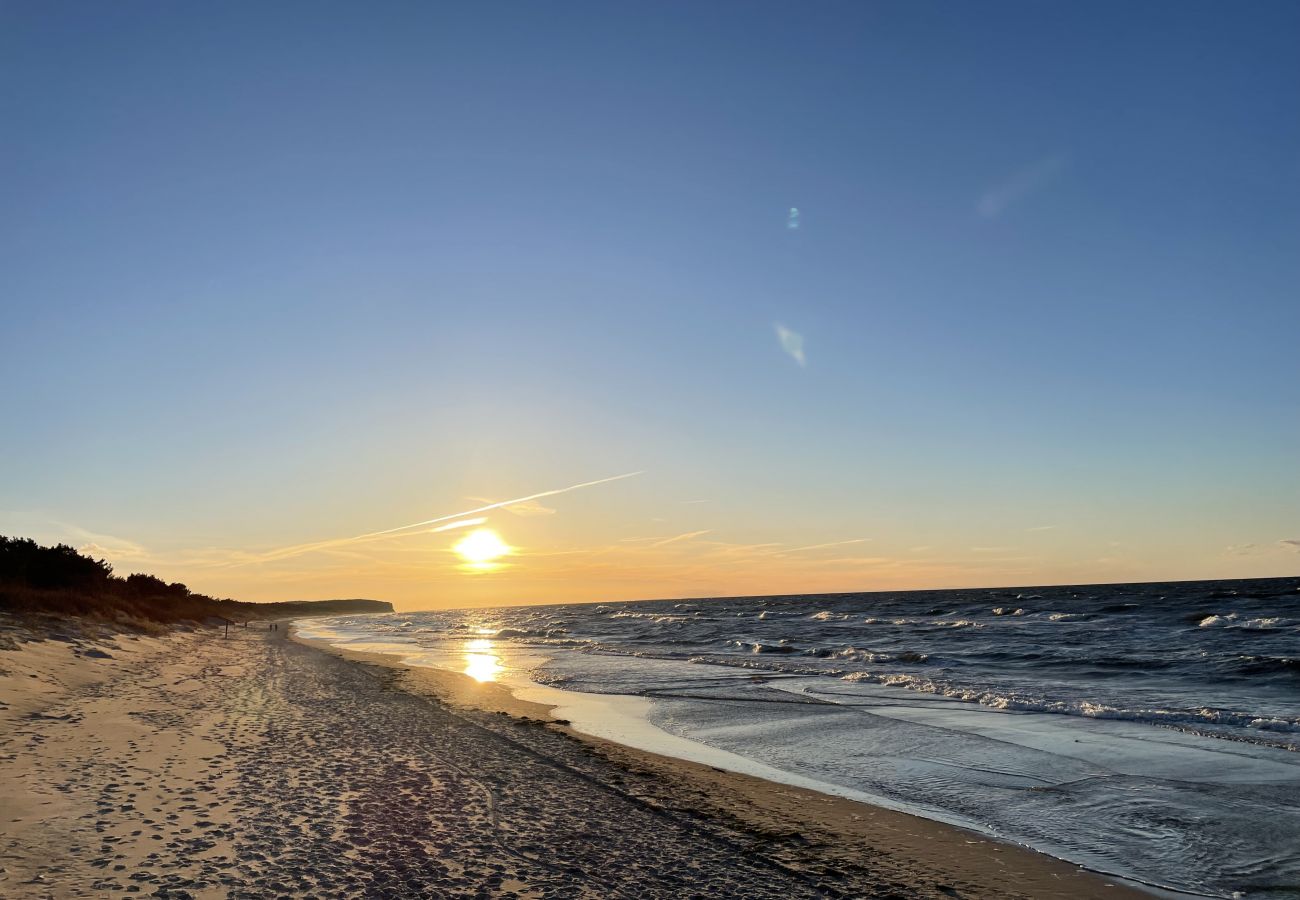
[0,536,391,623]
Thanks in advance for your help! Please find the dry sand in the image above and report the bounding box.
[0,618,1150,898]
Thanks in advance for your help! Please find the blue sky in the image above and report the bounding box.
[2,2,1297,606]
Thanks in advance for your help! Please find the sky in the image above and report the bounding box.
[2,1,1297,609]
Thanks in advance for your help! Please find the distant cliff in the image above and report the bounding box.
[252,598,393,617]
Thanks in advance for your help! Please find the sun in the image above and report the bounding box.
[452,528,511,569]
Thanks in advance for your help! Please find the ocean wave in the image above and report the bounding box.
[1087,655,1174,670]
[1239,617,1293,630]
[607,611,698,626]
[838,671,1300,741]
[1234,655,1300,676]
[491,627,571,639]
[1199,613,1295,630]
[685,655,844,677]
[825,647,890,663]
[530,669,574,687]
[1198,614,1231,627]
[742,641,801,654]
[798,646,928,664]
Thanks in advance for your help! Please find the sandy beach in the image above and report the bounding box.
[6,1,1294,895]
[0,618,1149,898]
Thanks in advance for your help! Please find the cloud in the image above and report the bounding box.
[468,497,556,517]
[1226,540,1300,557]
[77,541,148,563]
[501,499,557,517]
[775,323,805,366]
[780,538,871,554]
[234,471,643,566]
[44,523,151,563]
[649,530,712,548]
[0,520,158,572]
[1026,524,1058,532]
[970,546,1016,553]
[978,154,1067,219]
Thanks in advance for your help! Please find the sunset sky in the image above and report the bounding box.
[3,2,1297,609]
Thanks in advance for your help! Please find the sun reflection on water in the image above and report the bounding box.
[463,638,501,682]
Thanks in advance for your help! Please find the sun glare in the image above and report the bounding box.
[463,638,501,682]
[452,528,511,570]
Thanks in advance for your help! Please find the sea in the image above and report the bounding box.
[297,576,1300,899]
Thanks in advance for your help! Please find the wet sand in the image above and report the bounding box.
[0,620,1149,898]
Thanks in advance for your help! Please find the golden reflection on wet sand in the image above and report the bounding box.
[463,637,502,682]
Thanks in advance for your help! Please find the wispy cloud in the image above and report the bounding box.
[77,540,149,563]
[1026,524,1058,532]
[978,154,1067,219]
[232,471,643,566]
[649,529,712,548]
[775,323,806,366]
[47,522,151,563]
[780,538,871,554]
[1226,539,1300,557]
[468,497,556,517]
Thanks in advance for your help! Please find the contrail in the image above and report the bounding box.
[649,529,712,548]
[781,538,870,554]
[232,471,644,566]
[429,517,488,533]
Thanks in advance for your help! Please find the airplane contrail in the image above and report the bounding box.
[429,517,488,533]
[649,529,712,547]
[781,538,871,554]
[231,471,644,566]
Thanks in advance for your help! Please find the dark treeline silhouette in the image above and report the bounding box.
[0,536,392,624]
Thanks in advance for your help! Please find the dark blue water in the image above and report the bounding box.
[472,577,1300,749]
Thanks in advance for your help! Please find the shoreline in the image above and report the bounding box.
[293,626,1155,899]
[0,613,1154,898]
